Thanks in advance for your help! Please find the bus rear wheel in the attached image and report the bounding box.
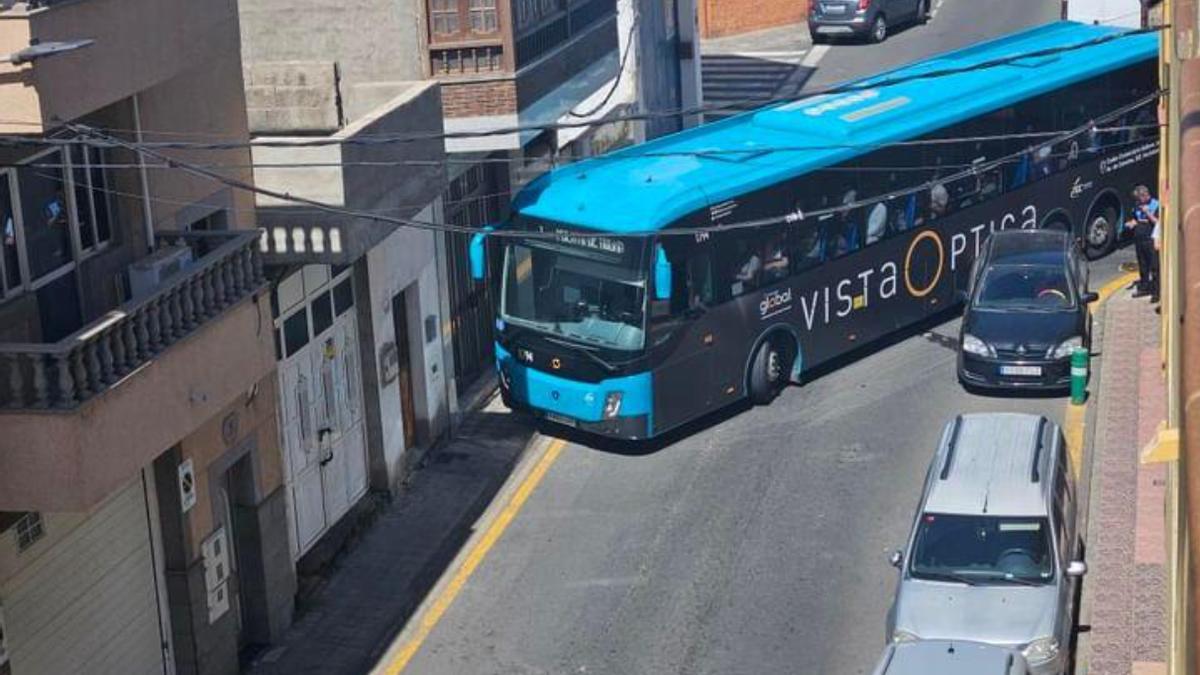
[749,339,789,404]
[1084,207,1118,259]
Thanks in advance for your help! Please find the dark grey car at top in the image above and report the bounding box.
[957,230,1097,391]
[809,0,930,43]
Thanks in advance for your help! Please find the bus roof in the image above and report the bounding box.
[511,21,1158,234]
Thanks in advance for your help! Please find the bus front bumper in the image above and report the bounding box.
[496,344,653,440]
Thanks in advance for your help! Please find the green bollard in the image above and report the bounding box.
[1070,346,1089,405]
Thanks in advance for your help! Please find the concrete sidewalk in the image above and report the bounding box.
[1076,288,1169,674]
[246,391,536,675]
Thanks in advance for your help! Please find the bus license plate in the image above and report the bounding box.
[545,412,577,427]
[1000,365,1042,377]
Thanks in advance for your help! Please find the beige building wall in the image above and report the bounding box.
[177,373,285,550]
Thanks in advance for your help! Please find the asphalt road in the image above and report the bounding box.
[400,3,1116,674]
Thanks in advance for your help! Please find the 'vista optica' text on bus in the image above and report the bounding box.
[469,21,1160,440]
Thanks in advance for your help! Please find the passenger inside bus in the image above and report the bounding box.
[763,233,790,282]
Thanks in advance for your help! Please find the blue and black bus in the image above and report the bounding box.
[470,21,1160,440]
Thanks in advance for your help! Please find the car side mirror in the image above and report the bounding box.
[1082,291,1099,304]
[888,549,903,568]
[1066,561,1087,577]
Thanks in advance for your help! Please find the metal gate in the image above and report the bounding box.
[444,161,505,393]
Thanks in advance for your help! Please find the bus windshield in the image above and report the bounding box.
[501,240,647,351]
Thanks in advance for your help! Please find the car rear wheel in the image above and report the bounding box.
[1084,207,1118,260]
[917,0,929,23]
[810,30,826,44]
[869,15,888,43]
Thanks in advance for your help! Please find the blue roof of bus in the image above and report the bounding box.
[511,21,1158,233]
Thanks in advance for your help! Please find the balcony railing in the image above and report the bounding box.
[0,229,265,410]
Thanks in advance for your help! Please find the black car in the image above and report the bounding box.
[808,0,929,44]
[957,230,1098,391]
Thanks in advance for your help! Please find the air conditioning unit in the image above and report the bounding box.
[127,245,194,300]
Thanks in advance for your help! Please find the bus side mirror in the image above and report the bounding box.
[654,244,672,301]
[469,230,489,281]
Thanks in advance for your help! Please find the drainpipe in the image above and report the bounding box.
[131,93,155,253]
[1174,0,1200,668]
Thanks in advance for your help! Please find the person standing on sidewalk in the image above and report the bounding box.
[1125,184,1160,299]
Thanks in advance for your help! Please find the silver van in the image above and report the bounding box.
[885,413,1086,675]
[872,640,1031,675]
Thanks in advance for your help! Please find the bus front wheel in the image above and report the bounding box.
[749,340,788,404]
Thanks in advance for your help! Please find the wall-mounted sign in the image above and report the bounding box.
[178,459,196,514]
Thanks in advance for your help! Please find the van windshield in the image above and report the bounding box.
[910,513,1054,585]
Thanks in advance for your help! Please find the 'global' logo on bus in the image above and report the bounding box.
[759,288,793,320]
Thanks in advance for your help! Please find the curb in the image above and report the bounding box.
[368,430,555,674]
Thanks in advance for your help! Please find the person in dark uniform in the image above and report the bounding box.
[1125,184,1160,299]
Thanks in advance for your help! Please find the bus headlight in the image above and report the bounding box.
[603,391,623,419]
[1048,336,1083,360]
[961,333,996,358]
[1021,636,1060,664]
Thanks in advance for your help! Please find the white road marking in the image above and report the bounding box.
[930,0,945,20]
[801,44,831,68]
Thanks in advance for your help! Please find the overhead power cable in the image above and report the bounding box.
[67,89,1163,242]
[30,25,1167,153]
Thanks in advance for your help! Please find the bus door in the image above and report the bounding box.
[651,239,720,432]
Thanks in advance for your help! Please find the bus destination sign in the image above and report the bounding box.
[554,230,626,255]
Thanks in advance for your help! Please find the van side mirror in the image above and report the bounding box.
[654,244,672,301]
[1082,291,1099,304]
[888,549,903,568]
[469,227,493,281]
[1066,561,1087,577]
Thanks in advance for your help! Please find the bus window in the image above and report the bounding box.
[792,221,823,273]
[762,230,790,284]
[865,202,888,245]
[660,237,714,316]
[727,235,763,296]
[824,189,864,259]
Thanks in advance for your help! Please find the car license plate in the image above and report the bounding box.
[545,412,577,427]
[1000,365,1043,377]
[822,3,846,13]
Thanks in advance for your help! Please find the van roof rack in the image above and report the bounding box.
[1030,417,1047,483]
[939,415,964,480]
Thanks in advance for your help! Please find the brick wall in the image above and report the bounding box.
[699,0,809,38]
[440,78,518,118]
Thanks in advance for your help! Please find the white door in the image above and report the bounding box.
[1,477,169,675]
[278,309,368,558]
[280,350,327,554]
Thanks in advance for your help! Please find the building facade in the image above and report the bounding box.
[697,0,808,38]
[0,0,294,674]
[236,0,451,562]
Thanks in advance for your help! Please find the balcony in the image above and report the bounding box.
[0,230,276,511]
[253,80,446,266]
[0,0,240,134]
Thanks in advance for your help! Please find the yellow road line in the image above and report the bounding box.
[378,438,568,674]
[1064,271,1138,478]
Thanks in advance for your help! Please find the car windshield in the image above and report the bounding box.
[501,240,647,351]
[974,263,1080,309]
[910,513,1055,585]
[976,264,1074,311]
